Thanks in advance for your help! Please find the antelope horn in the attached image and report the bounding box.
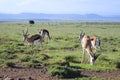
[22,30,25,35]
[80,30,84,34]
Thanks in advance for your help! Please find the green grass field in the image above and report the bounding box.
[0,22,120,79]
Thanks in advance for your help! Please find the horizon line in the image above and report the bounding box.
[0,12,120,16]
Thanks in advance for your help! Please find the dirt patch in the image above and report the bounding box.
[0,66,59,80]
[0,66,120,80]
[80,69,120,80]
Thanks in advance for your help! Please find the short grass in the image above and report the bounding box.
[0,21,120,79]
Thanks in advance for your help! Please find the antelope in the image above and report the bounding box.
[79,32,94,65]
[38,29,51,42]
[90,36,101,50]
[22,28,43,49]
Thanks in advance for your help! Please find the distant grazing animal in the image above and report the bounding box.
[38,29,51,42]
[22,28,43,49]
[79,32,94,65]
[90,36,101,50]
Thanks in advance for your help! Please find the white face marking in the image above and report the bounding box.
[23,35,27,42]
[40,30,43,35]
[91,41,95,48]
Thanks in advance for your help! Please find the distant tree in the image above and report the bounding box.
[29,20,35,25]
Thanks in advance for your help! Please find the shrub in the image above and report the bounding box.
[0,52,17,59]
[116,62,120,69]
[23,62,33,68]
[23,60,42,68]
[40,54,50,60]
[47,65,80,78]
[64,55,76,62]
[4,61,15,67]
[20,55,31,62]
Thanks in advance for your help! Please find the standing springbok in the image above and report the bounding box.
[38,29,51,42]
[22,28,43,49]
[90,36,101,50]
[79,32,94,65]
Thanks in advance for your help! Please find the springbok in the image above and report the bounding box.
[79,32,94,65]
[90,36,101,50]
[38,29,51,42]
[22,29,43,49]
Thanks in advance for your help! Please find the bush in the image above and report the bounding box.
[40,54,50,60]
[64,55,76,62]
[20,55,31,62]
[23,60,42,68]
[23,62,33,68]
[116,62,120,69]
[0,52,17,59]
[4,61,15,67]
[47,65,80,78]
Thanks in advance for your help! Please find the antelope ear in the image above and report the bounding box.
[25,28,28,35]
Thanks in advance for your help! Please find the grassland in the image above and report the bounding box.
[0,21,120,79]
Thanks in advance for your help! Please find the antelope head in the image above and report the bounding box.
[22,28,29,42]
[38,29,43,35]
[79,31,85,41]
[38,29,51,42]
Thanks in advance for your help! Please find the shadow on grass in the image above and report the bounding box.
[47,61,91,79]
[116,62,120,69]
[94,53,101,61]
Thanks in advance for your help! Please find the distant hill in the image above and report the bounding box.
[0,13,120,22]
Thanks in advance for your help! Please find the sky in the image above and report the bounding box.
[0,0,120,15]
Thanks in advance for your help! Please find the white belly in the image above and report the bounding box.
[34,39,40,45]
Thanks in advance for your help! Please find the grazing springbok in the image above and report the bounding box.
[38,29,51,42]
[90,36,101,50]
[22,28,43,49]
[79,32,94,65]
